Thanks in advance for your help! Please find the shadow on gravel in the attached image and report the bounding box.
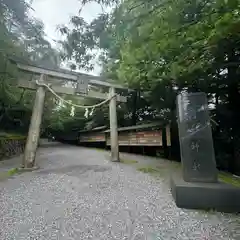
[36,164,111,176]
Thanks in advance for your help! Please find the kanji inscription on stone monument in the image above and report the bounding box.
[177,92,218,183]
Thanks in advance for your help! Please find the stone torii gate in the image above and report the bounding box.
[12,60,130,168]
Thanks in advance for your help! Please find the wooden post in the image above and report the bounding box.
[109,87,119,161]
[22,74,46,168]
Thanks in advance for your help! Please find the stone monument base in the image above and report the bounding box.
[171,175,240,213]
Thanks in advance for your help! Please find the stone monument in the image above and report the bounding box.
[171,92,240,213]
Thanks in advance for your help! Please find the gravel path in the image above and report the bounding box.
[0,145,239,240]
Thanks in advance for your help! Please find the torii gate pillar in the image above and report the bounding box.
[109,87,119,162]
[22,74,46,168]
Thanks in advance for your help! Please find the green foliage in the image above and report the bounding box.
[0,0,66,136]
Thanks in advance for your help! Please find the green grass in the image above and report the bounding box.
[218,172,240,187]
[137,166,160,173]
[120,158,138,164]
[7,168,19,176]
[0,168,19,181]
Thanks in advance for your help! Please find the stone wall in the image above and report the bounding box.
[0,137,26,160]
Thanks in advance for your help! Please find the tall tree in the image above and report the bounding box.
[0,0,63,135]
